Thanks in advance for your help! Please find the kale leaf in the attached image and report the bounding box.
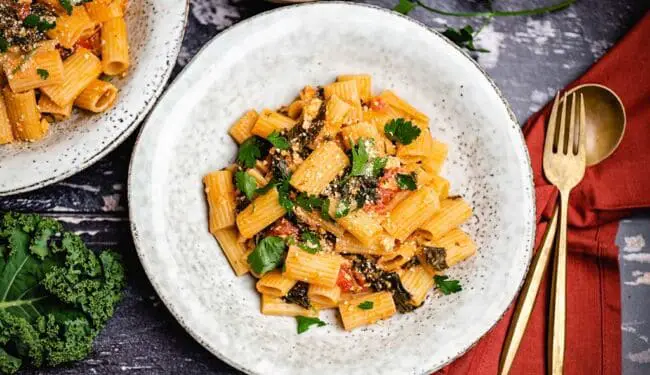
[0,212,125,374]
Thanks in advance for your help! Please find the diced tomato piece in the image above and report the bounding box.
[364,168,400,214]
[268,218,299,237]
[75,31,102,55]
[336,266,355,292]
[369,96,388,112]
[14,2,31,20]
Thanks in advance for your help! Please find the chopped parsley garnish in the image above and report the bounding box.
[358,301,374,310]
[350,139,371,176]
[254,180,275,195]
[59,0,74,15]
[334,200,350,218]
[396,173,417,190]
[0,34,8,53]
[296,193,323,212]
[23,14,56,32]
[320,198,332,220]
[247,236,286,275]
[434,275,462,295]
[253,175,292,211]
[100,75,114,82]
[235,171,257,200]
[372,157,388,177]
[37,68,49,80]
[384,118,421,145]
[299,231,321,254]
[237,137,262,169]
[267,131,290,150]
[350,138,386,178]
[296,316,326,334]
[442,25,489,53]
[276,178,294,212]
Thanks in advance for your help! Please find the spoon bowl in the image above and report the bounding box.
[565,83,626,166]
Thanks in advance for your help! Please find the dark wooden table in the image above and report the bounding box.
[4,1,649,374]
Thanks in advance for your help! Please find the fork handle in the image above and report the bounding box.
[549,190,569,375]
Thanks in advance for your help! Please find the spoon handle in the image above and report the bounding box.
[498,204,559,375]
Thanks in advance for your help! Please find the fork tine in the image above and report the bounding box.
[557,92,568,154]
[578,93,587,156]
[567,93,577,155]
[545,93,560,154]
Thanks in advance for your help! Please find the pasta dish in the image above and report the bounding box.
[0,0,129,144]
[203,75,476,332]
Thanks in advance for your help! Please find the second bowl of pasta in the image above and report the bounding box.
[0,0,188,195]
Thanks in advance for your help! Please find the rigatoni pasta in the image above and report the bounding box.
[339,291,396,331]
[3,88,48,142]
[4,50,64,93]
[41,48,102,106]
[46,6,96,49]
[101,16,130,75]
[85,0,125,23]
[203,75,476,332]
[0,1,132,145]
[38,95,74,120]
[290,141,349,195]
[74,79,118,112]
[0,92,14,144]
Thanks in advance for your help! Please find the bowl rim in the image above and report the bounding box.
[0,0,190,197]
[128,2,536,374]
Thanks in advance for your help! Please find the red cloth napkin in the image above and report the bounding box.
[437,11,650,375]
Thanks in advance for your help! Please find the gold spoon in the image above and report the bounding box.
[498,84,626,375]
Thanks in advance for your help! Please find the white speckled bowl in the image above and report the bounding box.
[0,1,189,196]
[129,3,535,374]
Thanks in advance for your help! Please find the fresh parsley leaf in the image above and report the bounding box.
[59,0,73,15]
[100,75,114,82]
[442,25,490,53]
[252,176,292,211]
[276,178,294,212]
[237,137,262,169]
[23,14,57,32]
[267,131,290,150]
[396,173,417,191]
[299,231,321,254]
[350,139,370,176]
[296,316,326,334]
[372,157,388,177]
[296,193,323,212]
[255,178,277,195]
[384,118,421,145]
[334,200,350,218]
[358,301,374,310]
[235,171,257,200]
[37,69,49,80]
[0,34,8,53]
[394,0,417,15]
[247,236,286,275]
[23,14,41,27]
[320,198,332,220]
[434,275,462,295]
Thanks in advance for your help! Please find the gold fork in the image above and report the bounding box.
[544,92,587,374]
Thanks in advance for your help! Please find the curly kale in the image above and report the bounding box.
[283,282,310,309]
[0,212,126,374]
[349,255,421,313]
